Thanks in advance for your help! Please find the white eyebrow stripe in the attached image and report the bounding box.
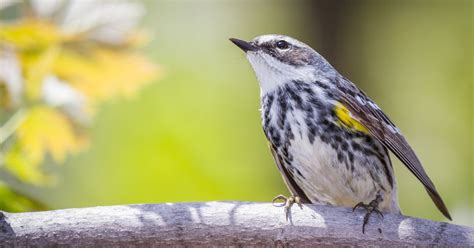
[253,34,309,49]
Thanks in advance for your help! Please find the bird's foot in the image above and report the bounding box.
[352,192,384,234]
[272,194,303,221]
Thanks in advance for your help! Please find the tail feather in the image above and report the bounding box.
[426,188,452,220]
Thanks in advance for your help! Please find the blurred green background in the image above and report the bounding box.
[4,0,473,227]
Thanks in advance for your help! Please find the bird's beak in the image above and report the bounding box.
[229,38,257,52]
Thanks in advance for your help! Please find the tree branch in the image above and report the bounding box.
[0,201,472,247]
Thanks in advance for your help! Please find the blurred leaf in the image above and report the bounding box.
[21,46,60,100]
[0,20,63,50]
[3,105,87,185]
[0,181,47,212]
[4,144,51,184]
[53,49,160,102]
[15,106,87,166]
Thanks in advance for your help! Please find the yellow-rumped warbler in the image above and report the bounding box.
[230,34,451,232]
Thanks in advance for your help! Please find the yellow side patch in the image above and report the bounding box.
[334,102,369,134]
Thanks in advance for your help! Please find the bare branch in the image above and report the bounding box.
[0,201,472,247]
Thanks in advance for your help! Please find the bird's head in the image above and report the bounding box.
[230,34,334,93]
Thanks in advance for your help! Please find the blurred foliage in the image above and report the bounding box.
[0,181,46,212]
[0,0,159,211]
[0,0,471,229]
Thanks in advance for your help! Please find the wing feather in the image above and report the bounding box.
[336,80,451,220]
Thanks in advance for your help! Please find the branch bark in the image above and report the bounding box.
[0,201,472,247]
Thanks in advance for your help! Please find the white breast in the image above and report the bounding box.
[286,118,398,212]
[261,84,399,213]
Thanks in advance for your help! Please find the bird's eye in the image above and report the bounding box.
[276,40,289,50]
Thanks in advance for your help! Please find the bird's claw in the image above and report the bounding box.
[352,192,384,234]
[272,194,302,221]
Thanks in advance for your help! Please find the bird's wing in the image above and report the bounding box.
[269,143,310,203]
[336,81,451,220]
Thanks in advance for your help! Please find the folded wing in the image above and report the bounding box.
[336,80,451,220]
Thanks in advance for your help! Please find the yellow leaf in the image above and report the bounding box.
[0,19,63,50]
[4,144,51,185]
[16,106,87,165]
[53,48,160,102]
[21,46,60,100]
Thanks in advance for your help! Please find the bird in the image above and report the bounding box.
[229,34,451,232]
